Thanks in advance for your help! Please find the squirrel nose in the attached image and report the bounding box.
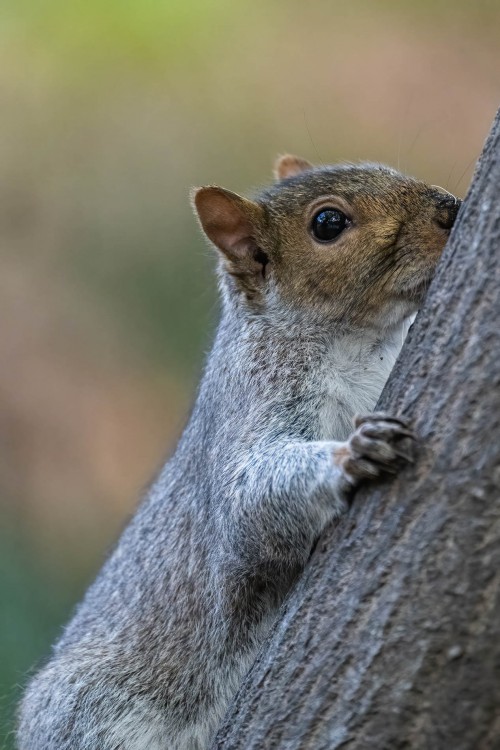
[435,196,462,231]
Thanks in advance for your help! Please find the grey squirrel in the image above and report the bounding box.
[17,155,460,749]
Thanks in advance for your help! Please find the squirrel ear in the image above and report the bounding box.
[191,186,266,273]
[273,154,313,181]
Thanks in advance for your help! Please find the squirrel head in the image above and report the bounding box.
[192,155,461,330]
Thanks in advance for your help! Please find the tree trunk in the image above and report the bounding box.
[212,109,500,750]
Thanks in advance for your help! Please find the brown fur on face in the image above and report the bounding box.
[193,157,461,328]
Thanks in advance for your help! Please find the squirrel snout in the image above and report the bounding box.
[434,196,462,231]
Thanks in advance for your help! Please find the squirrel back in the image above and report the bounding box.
[17,155,460,750]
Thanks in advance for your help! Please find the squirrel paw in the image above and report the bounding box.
[335,412,416,485]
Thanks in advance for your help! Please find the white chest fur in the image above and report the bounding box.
[315,321,410,442]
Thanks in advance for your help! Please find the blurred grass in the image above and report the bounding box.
[1,0,499,746]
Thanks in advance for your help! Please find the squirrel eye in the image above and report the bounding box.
[311,208,348,242]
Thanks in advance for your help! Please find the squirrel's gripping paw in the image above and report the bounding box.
[334,412,416,486]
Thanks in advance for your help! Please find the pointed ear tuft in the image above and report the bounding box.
[273,154,314,181]
[192,186,267,281]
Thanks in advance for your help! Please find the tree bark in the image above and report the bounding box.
[213,109,500,750]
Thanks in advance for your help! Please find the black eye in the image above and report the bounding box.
[311,209,348,242]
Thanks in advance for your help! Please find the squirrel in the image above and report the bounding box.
[17,155,460,750]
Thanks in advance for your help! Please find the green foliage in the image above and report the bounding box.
[71,226,217,374]
[3,0,237,76]
[0,523,85,749]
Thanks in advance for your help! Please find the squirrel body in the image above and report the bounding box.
[17,156,460,750]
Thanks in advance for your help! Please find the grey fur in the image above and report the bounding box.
[17,163,449,750]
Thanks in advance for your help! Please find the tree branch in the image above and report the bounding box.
[212,108,500,750]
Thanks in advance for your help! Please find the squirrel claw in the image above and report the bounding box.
[354,412,411,430]
[393,448,415,463]
[354,413,416,442]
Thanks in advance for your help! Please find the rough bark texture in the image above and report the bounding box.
[213,110,500,750]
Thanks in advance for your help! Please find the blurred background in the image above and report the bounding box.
[1,0,499,744]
